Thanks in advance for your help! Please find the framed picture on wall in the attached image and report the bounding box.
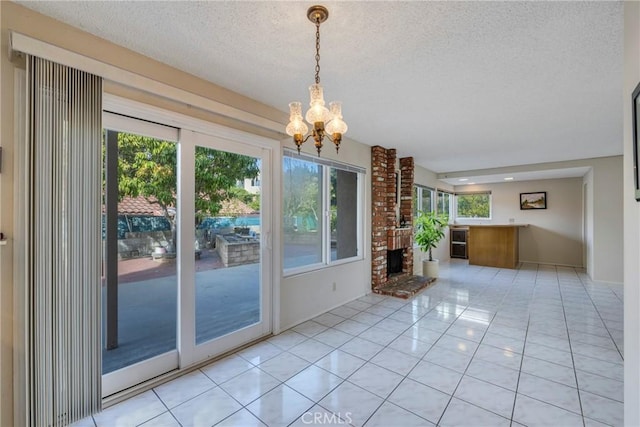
[520,192,547,210]
[632,81,640,201]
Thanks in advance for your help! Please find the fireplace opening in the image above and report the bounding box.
[387,249,403,277]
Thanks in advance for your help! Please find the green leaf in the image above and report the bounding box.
[414,210,449,261]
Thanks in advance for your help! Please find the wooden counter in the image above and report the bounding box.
[466,225,527,269]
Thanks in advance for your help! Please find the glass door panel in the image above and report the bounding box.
[193,146,262,344]
[101,112,273,393]
[102,114,179,395]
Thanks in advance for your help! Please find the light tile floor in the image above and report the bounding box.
[85,261,624,427]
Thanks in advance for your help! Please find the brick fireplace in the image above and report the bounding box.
[371,146,414,291]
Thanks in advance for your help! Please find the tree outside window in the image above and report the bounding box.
[437,191,451,217]
[283,153,362,272]
[456,192,491,219]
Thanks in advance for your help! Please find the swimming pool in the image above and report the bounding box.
[197,216,260,230]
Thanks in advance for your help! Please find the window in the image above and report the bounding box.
[283,150,364,273]
[413,185,434,216]
[437,190,452,217]
[455,191,492,219]
[413,186,437,245]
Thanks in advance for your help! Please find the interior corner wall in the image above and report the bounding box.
[590,156,623,283]
[412,165,454,275]
[583,169,595,279]
[454,178,584,268]
[443,155,623,283]
[624,1,640,425]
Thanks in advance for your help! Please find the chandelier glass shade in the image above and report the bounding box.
[286,5,347,156]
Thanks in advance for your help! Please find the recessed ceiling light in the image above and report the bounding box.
[504,177,514,181]
[467,182,476,185]
[459,178,468,182]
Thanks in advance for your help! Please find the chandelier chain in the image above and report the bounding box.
[287,6,345,156]
[314,18,321,84]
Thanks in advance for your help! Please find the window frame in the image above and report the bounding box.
[414,185,435,215]
[436,190,453,217]
[454,191,493,220]
[283,150,365,277]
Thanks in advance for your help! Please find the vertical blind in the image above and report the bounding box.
[24,56,102,426]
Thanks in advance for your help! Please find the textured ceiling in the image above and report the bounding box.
[16,1,623,179]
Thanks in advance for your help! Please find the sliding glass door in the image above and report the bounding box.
[178,131,271,366]
[102,114,180,395]
[102,114,272,395]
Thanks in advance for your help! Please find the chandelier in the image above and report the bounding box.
[286,5,348,156]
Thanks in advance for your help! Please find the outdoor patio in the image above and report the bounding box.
[102,253,260,374]
[103,241,332,374]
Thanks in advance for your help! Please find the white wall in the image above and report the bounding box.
[572,156,623,283]
[591,156,624,283]
[623,2,640,425]
[0,3,371,420]
[440,156,623,283]
[583,169,594,278]
[278,138,371,331]
[454,178,584,267]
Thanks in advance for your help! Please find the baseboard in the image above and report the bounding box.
[519,260,583,269]
[278,292,368,332]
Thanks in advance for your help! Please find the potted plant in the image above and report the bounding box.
[415,210,449,278]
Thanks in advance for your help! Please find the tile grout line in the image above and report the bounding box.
[335,287,478,425]
[98,263,624,427]
[509,305,531,426]
[574,270,624,361]
[284,293,432,426]
[357,295,446,426]
[434,280,502,426]
[149,388,183,427]
[555,265,587,427]
[271,291,461,426]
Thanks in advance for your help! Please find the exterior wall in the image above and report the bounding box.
[116,230,174,259]
[624,2,640,424]
[215,235,260,267]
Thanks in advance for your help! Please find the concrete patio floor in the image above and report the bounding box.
[102,242,323,374]
[102,262,260,374]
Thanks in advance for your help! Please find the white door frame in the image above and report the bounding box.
[101,113,181,397]
[101,95,280,395]
[178,130,272,366]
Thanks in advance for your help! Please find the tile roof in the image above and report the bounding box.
[116,196,166,216]
[108,196,257,217]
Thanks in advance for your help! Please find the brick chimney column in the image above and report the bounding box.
[371,146,388,288]
[400,157,414,274]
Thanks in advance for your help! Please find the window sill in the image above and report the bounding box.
[283,256,364,278]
